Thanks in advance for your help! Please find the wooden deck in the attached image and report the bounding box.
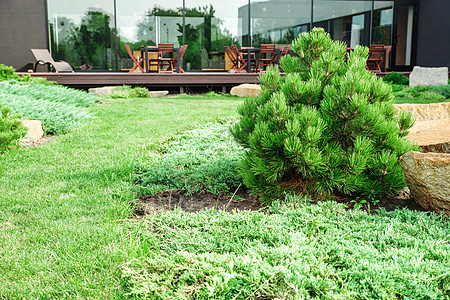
[19,71,404,93]
[20,72,261,92]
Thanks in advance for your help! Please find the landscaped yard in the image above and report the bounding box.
[0,95,243,298]
[1,93,449,299]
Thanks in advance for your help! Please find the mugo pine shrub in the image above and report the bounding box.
[0,103,26,153]
[231,28,419,202]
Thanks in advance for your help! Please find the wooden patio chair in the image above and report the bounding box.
[231,45,248,73]
[30,49,73,73]
[124,44,145,73]
[224,46,238,73]
[157,43,175,73]
[173,44,188,73]
[255,44,277,72]
[280,45,291,58]
[366,44,385,73]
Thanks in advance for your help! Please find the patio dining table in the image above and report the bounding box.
[239,47,280,73]
[141,46,180,73]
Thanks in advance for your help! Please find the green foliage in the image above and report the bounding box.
[0,64,56,85]
[0,64,20,81]
[122,197,450,299]
[0,81,98,107]
[0,81,96,134]
[396,85,448,101]
[383,72,409,85]
[429,84,450,99]
[134,122,244,195]
[110,85,152,98]
[0,103,27,153]
[0,92,90,134]
[231,28,419,202]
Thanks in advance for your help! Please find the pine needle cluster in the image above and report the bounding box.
[231,28,419,202]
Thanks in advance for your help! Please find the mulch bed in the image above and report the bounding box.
[135,188,264,215]
[134,187,426,215]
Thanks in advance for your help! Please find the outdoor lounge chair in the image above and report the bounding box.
[30,49,73,73]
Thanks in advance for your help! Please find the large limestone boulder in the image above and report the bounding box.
[230,84,262,97]
[395,102,450,121]
[20,120,44,143]
[400,151,450,215]
[88,86,117,95]
[406,119,450,153]
[409,66,448,87]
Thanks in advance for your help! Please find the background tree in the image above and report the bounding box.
[231,28,418,203]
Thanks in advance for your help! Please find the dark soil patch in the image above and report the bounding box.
[20,135,54,148]
[135,188,265,215]
[135,187,426,215]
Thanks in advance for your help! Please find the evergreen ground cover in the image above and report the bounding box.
[0,80,99,134]
[0,94,449,299]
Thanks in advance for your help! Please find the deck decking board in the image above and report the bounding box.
[20,72,262,88]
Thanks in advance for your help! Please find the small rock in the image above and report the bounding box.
[230,84,262,97]
[409,66,448,87]
[148,91,169,97]
[88,86,117,95]
[400,151,450,215]
[20,120,43,142]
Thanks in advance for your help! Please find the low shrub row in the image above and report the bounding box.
[0,81,99,107]
[0,65,99,136]
[133,122,244,196]
[0,92,90,134]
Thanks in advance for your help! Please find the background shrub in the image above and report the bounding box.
[134,122,244,196]
[0,64,55,85]
[0,103,27,152]
[110,85,151,98]
[0,64,20,81]
[383,72,409,85]
[231,28,419,203]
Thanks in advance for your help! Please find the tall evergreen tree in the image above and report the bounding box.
[231,28,419,202]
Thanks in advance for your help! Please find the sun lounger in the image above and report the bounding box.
[30,49,73,73]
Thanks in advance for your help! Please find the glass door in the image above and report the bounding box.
[393,4,416,68]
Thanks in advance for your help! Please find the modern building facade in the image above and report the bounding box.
[1,0,448,72]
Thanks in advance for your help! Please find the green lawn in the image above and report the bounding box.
[0,96,243,298]
[1,95,449,299]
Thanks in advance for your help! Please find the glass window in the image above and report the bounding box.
[372,1,393,45]
[313,0,372,47]
[250,0,311,47]
[47,0,116,70]
[116,0,183,71]
[184,0,248,71]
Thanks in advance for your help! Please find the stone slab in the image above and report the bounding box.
[88,86,117,95]
[230,84,262,97]
[395,102,450,122]
[406,119,450,153]
[20,120,43,142]
[148,91,169,97]
[409,66,448,87]
[400,151,450,215]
